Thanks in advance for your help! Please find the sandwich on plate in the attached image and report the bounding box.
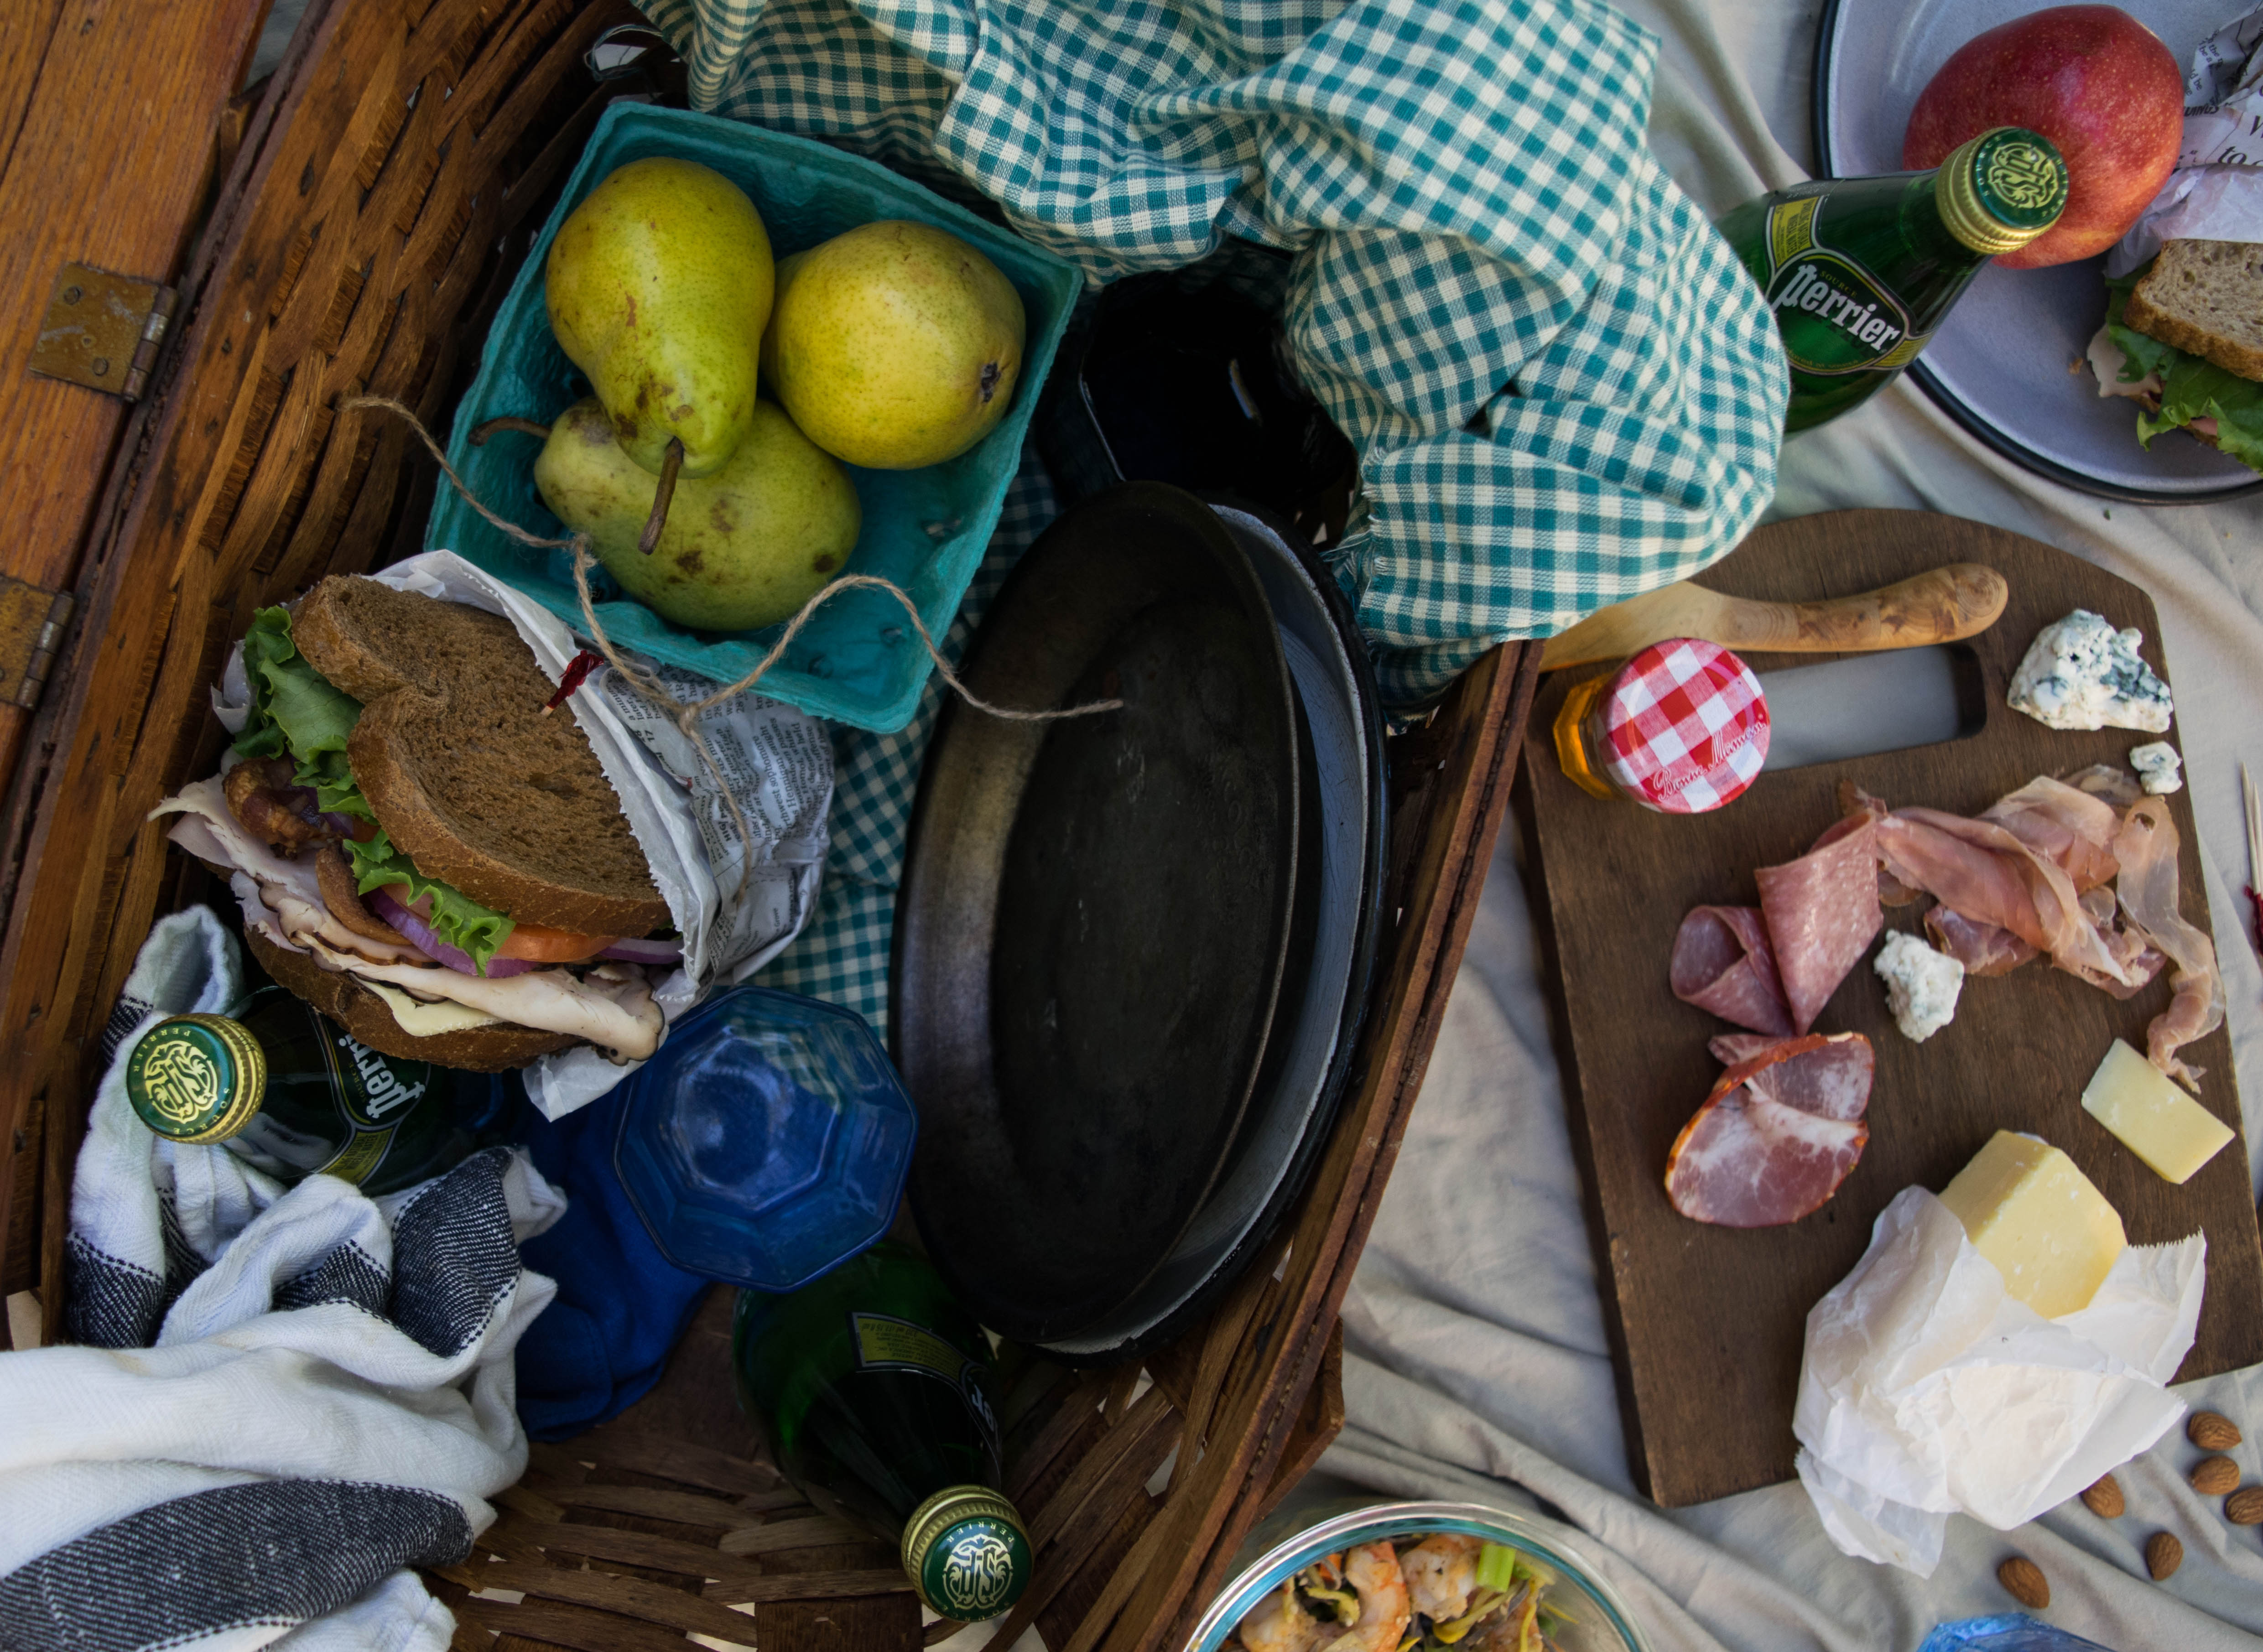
[155,575,676,1069]
[2090,238,2263,473]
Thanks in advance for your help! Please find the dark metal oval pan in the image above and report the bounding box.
[895,483,1304,1346]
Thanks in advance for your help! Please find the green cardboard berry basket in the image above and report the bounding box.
[424,101,1082,732]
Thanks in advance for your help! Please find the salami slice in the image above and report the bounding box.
[1755,821,1884,1034]
[1670,905,1795,1035]
[1666,1033,1874,1227]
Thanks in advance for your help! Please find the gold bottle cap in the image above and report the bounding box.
[125,1013,266,1143]
[900,1485,1031,1621]
[1937,127,2068,256]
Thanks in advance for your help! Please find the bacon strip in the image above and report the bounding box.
[1671,905,1795,1036]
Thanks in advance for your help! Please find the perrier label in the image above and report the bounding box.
[1717,126,2068,432]
[733,1242,1033,1621]
[125,981,502,1195]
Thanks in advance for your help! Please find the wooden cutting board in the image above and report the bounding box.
[1519,508,2263,1510]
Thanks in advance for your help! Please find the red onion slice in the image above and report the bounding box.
[364,885,536,977]
[597,935,683,966]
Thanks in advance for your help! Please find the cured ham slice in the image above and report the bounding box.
[1980,776,2122,893]
[1923,904,2038,977]
[1710,1031,1788,1067]
[1755,821,1883,1033]
[1666,1033,1874,1227]
[2113,798,2225,1087]
[1671,905,1794,1036]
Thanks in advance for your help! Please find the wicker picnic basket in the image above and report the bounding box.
[0,1,1537,1647]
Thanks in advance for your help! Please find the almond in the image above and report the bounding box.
[2189,1412,2243,1451]
[1998,1555,2050,1610]
[2080,1473,2125,1518]
[2146,1531,2183,1580]
[2192,1456,2240,1496]
[2227,1486,2263,1526]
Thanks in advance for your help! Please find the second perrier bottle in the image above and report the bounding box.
[125,975,509,1195]
[1716,125,2070,431]
[734,1242,1032,1622]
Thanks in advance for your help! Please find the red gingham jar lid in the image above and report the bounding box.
[1600,639,1769,813]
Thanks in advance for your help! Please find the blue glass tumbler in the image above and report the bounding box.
[613,986,917,1290]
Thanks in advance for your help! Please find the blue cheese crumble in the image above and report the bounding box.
[1874,930,1964,1043]
[2007,610,2173,733]
[2129,741,2183,795]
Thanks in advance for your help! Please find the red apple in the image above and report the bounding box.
[1903,5,2182,269]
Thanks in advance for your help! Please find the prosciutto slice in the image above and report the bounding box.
[1755,821,1884,1033]
[1980,776,2123,893]
[2113,797,2225,1087]
[1671,905,1794,1035]
[1923,904,2038,977]
[1666,1033,1874,1227]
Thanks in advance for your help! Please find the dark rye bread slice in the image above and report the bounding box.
[291,576,670,936]
[248,930,574,1071]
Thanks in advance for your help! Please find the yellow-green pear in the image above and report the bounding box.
[531,397,859,633]
[764,221,1025,469]
[546,159,774,480]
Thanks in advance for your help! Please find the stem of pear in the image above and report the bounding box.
[469,416,553,445]
[639,437,683,555]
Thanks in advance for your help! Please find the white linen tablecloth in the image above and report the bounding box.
[1320,2,2263,1647]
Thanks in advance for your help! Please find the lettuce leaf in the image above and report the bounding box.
[233,605,516,972]
[2105,267,2263,475]
[344,826,518,973]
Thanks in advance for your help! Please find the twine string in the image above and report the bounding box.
[342,395,1120,909]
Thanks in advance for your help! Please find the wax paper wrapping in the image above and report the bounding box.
[1793,1187,2205,1577]
[2108,2,2263,273]
[209,550,832,1119]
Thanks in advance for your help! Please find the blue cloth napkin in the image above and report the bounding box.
[513,1079,712,1441]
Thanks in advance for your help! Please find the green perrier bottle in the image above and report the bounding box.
[1717,126,2070,431]
[733,1242,1031,1623]
[124,980,507,1195]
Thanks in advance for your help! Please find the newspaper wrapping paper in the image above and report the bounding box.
[2109,1,2263,274]
[637,0,1788,707]
[1793,1186,2206,1579]
[210,549,832,1119]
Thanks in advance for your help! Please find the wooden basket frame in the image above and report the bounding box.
[0,1,1537,1647]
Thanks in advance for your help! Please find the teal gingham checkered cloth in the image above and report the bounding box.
[641,0,1787,702]
[654,0,1793,1021]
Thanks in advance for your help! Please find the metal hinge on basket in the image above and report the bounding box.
[0,577,75,710]
[28,262,177,401]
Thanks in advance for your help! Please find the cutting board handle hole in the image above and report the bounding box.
[1758,644,1986,773]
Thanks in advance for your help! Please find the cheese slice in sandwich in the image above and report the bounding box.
[151,576,672,1069]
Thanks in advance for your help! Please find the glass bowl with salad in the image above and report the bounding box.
[1184,1501,1650,1652]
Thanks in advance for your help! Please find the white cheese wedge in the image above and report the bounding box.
[1938,1131,2126,1319]
[2081,1038,2232,1185]
[361,979,506,1038]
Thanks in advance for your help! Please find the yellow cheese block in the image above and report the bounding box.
[1938,1131,2127,1319]
[2081,1038,2234,1185]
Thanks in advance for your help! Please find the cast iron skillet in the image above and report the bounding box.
[895,483,1306,1345]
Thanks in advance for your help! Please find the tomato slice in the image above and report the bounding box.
[495,920,618,963]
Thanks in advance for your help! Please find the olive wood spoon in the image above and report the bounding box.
[1537,561,2008,671]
